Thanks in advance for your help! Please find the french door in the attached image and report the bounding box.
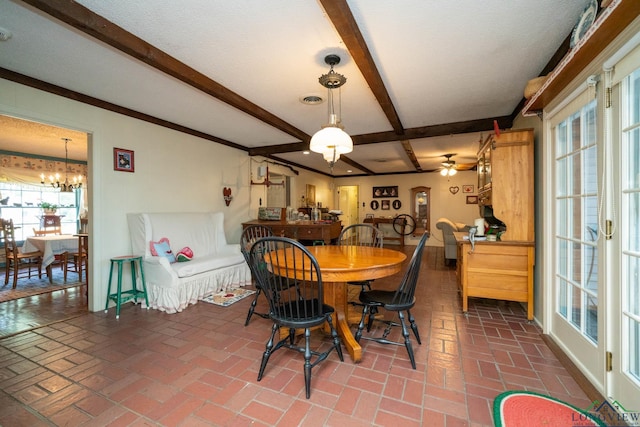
[610,63,640,413]
[548,40,640,414]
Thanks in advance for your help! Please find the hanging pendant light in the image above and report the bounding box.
[310,54,353,170]
[40,138,83,192]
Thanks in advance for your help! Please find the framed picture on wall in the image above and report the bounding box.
[466,195,478,204]
[114,148,134,172]
[463,184,474,193]
[373,186,398,198]
[306,184,316,206]
[381,200,390,210]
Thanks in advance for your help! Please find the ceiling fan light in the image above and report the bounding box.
[440,168,448,176]
[449,168,457,176]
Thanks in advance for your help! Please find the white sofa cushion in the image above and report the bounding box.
[171,252,245,278]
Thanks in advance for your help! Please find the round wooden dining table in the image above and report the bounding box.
[268,245,407,362]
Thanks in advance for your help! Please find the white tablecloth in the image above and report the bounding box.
[21,235,79,268]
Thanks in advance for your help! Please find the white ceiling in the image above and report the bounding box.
[0,0,592,175]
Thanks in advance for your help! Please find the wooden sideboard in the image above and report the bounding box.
[456,128,535,320]
[455,232,535,320]
[242,220,342,245]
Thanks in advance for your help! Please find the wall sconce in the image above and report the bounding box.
[223,187,233,206]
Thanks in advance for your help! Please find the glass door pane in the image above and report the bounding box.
[620,68,640,393]
[554,99,599,344]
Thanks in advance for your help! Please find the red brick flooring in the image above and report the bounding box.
[0,246,593,426]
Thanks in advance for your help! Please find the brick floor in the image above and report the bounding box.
[0,246,594,426]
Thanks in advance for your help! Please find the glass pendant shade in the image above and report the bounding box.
[440,168,457,176]
[310,125,353,160]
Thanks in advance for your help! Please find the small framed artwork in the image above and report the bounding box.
[306,184,316,207]
[463,185,474,193]
[114,148,135,172]
[373,186,398,198]
[466,195,479,204]
[392,200,402,210]
[370,200,379,210]
[381,200,391,210]
[365,213,374,219]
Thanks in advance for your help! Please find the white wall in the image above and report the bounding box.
[0,78,255,312]
[248,157,334,216]
[334,170,481,247]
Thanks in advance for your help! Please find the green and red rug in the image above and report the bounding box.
[493,390,606,427]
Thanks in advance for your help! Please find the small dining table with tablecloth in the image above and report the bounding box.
[21,234,79,269]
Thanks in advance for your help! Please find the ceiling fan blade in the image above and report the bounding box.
[456,162,477,171]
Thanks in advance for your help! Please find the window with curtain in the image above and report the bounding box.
[0,182,82,241]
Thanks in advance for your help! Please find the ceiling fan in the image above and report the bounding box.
[438,153,476,176]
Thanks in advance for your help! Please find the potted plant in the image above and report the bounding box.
[38,202,58,214]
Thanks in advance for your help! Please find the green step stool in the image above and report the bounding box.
[105,255,149,319]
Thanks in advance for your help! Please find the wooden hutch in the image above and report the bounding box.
[455,128,535,320]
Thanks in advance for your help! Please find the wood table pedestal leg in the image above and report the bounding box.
[324,281,361,363]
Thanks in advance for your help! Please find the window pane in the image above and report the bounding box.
[571,241,582,283]
[628,317,640,381]
[557,157,568,196]
[628,192,640,253]
[586,294,598,343]
[557,121,568,156]
[571,113,582,152]
[571,284,582,328]
[628,256,640,317]
[584,196,598,242]
[583,145,598,194]
[572,197,582,240]
[558,239,568,277]
[570,152,581,195]
[627,127,640,189]
[628,69,640,125]
[584,245,598,293]
[557,199,568,237]
[558,278,567,317]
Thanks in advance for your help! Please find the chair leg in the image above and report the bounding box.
[303,328,312,399]
[12,259,19,289]
[327,313,344,361]
[367,306,378,332]
[245,286,266,326]
[397,311,416,369]
[407,309,421,344]
[257,323,279,382]
[63,253,68,283]
[355,305,370,343]
[4,263,9,285]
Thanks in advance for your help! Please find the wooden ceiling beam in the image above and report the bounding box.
[337,155,376,175]
[401,140,422,172]
[248,115,512,155]
[319,0,405,135]
[21,0,311,143]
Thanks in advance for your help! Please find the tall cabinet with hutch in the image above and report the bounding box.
[455,128,535,320]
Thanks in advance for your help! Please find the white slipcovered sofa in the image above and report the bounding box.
[127,212,251,313]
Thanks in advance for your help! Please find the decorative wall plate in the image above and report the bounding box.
[570,0,597,48]
[392,200,401,210]
[370,200,379,210]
